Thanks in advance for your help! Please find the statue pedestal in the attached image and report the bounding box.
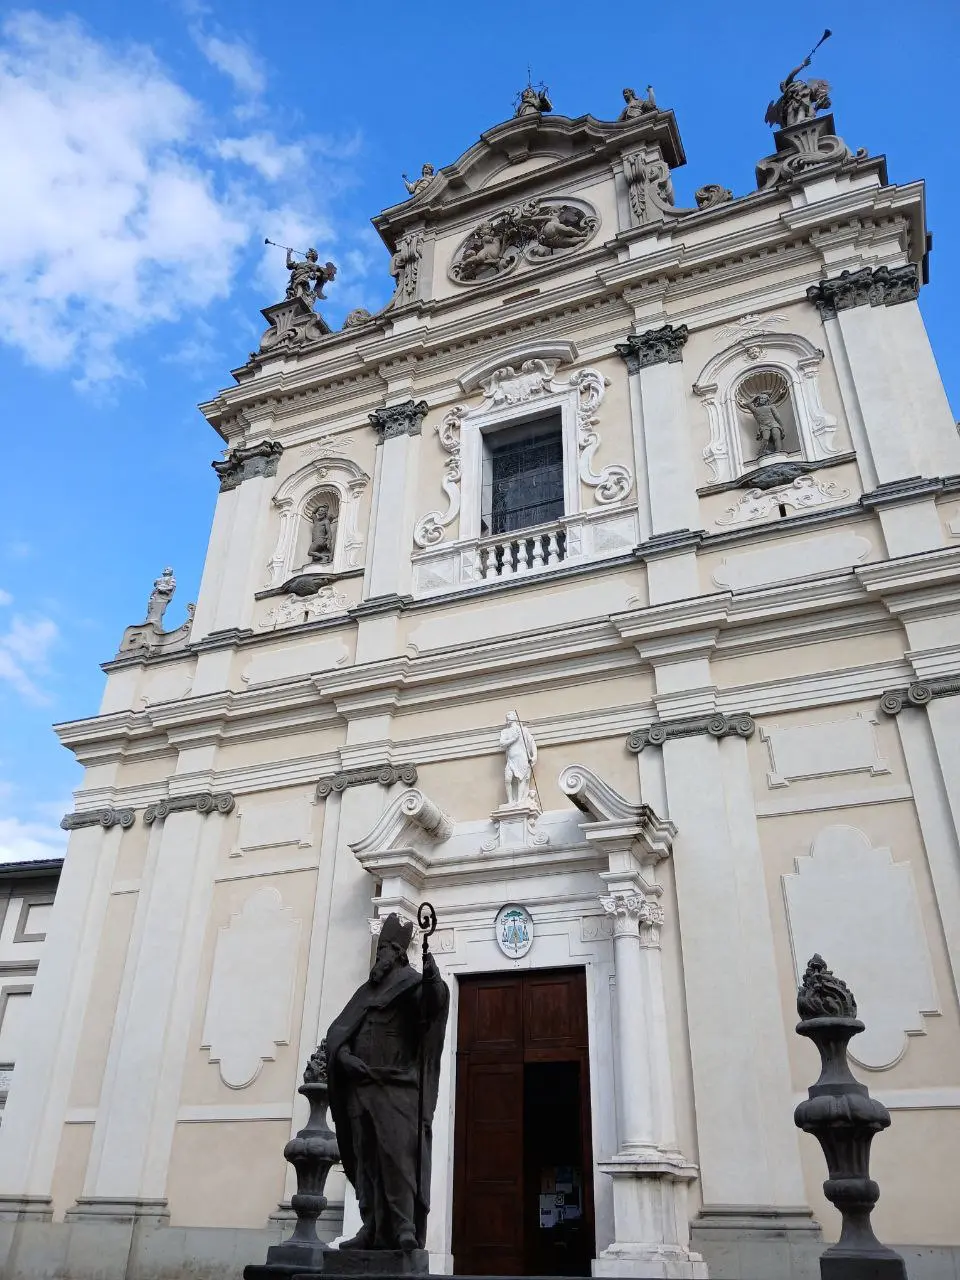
[482,799,547,852]
[313,1248,429,1275]
[245,1239,330,1280]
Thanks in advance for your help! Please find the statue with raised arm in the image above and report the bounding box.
[515,85,552,117]
[326,915,449,1254]
[748,393,787,457]
[500,711,537,805]
[619,85,657,121]
[145,567,176,628]
[285,248,337,305]
[765,31,833,128]
[402,163,435,197]
[307,503,337,564]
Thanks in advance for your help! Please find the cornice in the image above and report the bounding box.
[199,179,925,430]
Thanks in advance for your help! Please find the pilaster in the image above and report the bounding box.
[616,326,699,539]
[363,400,427,617]
[807,266,953,556]
[192,439,283,641]
[0,822,125,1215]
[74,780,233,1218]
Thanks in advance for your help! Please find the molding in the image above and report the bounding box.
[176,1102,294,1123]
[697,451,857,496]
[369,399,428,443]
[459,340,578,392]
[634,528,704,559]
[615,323,689,372]
[212,440,283,491]
[879,675,960,717]
[756,784,913,818]
[350,788,454,857]
[315,763,419,799]
[349,593,413,618]
[60,806,135,831]
[143,792,235,824]
[860,476,944,510]
[626,711,756,753]
[806,263,921,319]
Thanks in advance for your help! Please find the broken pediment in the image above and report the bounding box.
[373,110,685,252]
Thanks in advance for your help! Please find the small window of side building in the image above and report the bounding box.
[481,413,565,537]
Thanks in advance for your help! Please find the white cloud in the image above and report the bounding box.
[0,589,11,606]
[0,813,65,865]
[0,613,58,702]
[0,11,386,381]
[216,133,306,182]
[191,29,265,100]
[0,11,253,380]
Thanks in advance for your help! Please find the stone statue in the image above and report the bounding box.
[145,567,176,628]
[619,85,657,120]
[500,711,537,805]
[454,217,518,282]
[747,393,787,457]
[326,915,449,1253]
[285,248,337,305]
[515,85,552,117]
[765,59,831,129]
[307,503,337,564]
[521,200,597,256]
[402,163,435,197]
[389,233,423,305]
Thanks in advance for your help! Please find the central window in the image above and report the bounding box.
[481,413,565,536]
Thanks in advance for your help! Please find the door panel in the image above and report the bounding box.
[454,1061,524,1274]
[452,969,595,1276]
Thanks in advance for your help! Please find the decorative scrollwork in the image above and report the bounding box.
[61,806,136,831]
[143,792,235,824]
[627,711,756,752]
[413,407,463,549]
[571,369,633,505]
[878,675,960,717]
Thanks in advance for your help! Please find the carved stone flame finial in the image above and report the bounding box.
[303,1039,328,1085]
[797,953,858,1020]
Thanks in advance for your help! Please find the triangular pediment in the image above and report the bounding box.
[373,110,685,250]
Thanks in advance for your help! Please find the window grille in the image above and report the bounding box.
[481,415,564,536]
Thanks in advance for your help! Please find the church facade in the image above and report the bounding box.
[2,72,960,1280]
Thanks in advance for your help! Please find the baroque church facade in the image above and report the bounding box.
[1,71,960,1280]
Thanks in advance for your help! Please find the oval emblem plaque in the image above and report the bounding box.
[495,904,534,959]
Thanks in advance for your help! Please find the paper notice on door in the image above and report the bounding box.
[539,1195,559,1229]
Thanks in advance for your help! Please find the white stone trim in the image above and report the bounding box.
[176,1103,294,1122]
[693,331,839,483]
[266,454,370,587]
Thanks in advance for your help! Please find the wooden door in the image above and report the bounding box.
[452,969,594,1276]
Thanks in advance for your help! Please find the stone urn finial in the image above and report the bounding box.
[794,956,907,1279]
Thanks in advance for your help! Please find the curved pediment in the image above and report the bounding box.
[373,109,685,250]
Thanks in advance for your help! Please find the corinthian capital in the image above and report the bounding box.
[600,890,665,945]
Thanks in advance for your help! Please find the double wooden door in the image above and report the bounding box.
[452,969,594,1276]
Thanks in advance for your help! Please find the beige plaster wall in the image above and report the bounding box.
[67,891,137,1110]
[50,1123,94,1223]
[179,868,316,1108]
[166,1119,289,1228]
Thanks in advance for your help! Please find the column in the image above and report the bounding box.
[358,399,427,664]
[192,440,283,642]
[808,267,945,557]
[0,820,125,1217]
[590,850,705,1276]
[72,763,234,1220]
[891,699,960,1004]
[661,732,818,1258]
[616,327,702,604]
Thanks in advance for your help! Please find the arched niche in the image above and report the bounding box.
[693,331,840,484]
[266,454,370,587]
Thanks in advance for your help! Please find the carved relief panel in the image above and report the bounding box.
[448,197,599,285]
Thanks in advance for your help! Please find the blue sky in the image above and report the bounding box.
[0,0,957,862]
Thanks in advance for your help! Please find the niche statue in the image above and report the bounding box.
[326,914,449,1255]
[308,503,337,564]
[747,392,787,458]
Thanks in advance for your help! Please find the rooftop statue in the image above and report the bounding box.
[402,163,435,198]
[145,567,176,628]
[515,84,552,116]
[619,85,657,120]
[284,247,337,306]
[765,29,833,128]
